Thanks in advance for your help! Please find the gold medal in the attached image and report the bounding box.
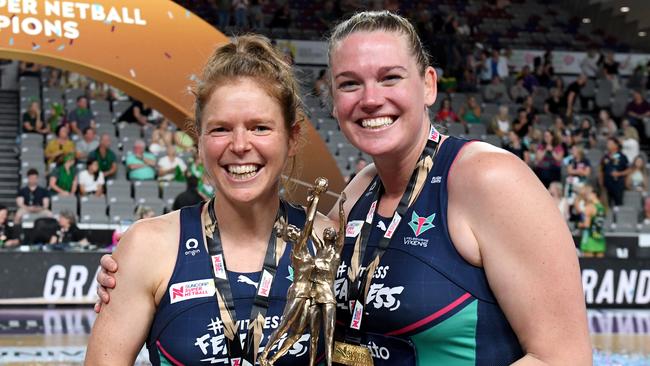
[332,341,374,366]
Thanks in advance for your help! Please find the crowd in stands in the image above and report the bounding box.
[3,62,214,247]
[426,44,650,242]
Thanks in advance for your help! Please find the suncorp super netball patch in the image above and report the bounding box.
[169,279,215,304]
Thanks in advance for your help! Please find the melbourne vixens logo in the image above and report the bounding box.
[408,211,435,237]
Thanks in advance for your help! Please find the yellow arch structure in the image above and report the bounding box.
[0,0,343,208]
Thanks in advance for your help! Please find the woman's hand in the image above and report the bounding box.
[93,254,118,313]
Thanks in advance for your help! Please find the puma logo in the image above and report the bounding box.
[376,221,387,231]
[237,275,258,287]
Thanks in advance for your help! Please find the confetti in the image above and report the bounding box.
[129,69,136,78]
[167,11,174,19]
[57,45,65,51]
[164,52,172,59]
[111,25,115,32]
[8,37,13,46]
[189,74,197,81]
[48,39,56,43]
[185,10,190,18]
[69,39,74,45]
[32,44,40,51]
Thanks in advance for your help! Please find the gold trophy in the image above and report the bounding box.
[259,178,371,366]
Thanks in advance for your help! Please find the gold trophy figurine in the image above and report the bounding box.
[259,178,347,366]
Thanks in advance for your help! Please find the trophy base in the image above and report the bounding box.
[332,341,374,366]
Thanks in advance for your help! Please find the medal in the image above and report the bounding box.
[333,341,374,366]
[340,125,441,354]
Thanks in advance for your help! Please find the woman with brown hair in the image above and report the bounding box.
[86,35,334,365]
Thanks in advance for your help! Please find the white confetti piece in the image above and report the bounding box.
[32,45,40,51]
[9,37,13,46]
[167,11,173,19]
[57,45,65,51]
[189,74,197,81]
[185,10,190,18]
[129,69,136,78]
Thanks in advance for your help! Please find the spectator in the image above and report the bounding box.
[46,68,62,88]
[172,176,204,211]
[566,145,592,184]
[346,157,368,183]
[0,204,20,247]
[519,65,539,93]
[78,156,105,197]
[434,98,459,124]
[621,124,640,163]
[504,130,529,163]
[126,139,156,181]
[249,0,265,29]
[118,98,152,126]
[216,0,231,29]
[626,156,648,192]
[316,0,339,29]
[49,154,78,196]
[174,128,195,153]
[597,110,617,139]
[18,61,41,77]
[54,209,88,244]
[534,130,564,188]
[459,95,482,126]
[269,3,292,28]
[522,95,539,124]
[44,124,76,166]
[599,51,627,92]
[313,69,329,107]
[565,145,592,205]
[76,127,99,162]
[580,48,600,78]
[576,184,606,257]
[482,75,509,103]
[14,168,51,225]
[233,0,249,28]
[22,101,49,135]
[509,77,529,104]
[564,75,588,118]
[46,102,65,133]
[548,182,569,221]
[67,96,96,136]
[513,108,531,139]
[573,118,597,149]
[88,133,118,180]
[488,105,512,139]
[477,50,491,85]
[625,90,650,140]
[599,137,629,207]
[544,87,563,115]
[157,145,187,182]
[149,119,173,155]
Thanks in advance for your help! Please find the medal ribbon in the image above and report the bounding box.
[206,198,286,365]
[345,125,440,344]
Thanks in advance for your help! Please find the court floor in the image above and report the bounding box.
[0,308,648,365]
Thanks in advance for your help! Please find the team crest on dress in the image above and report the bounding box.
[408,211,436,237]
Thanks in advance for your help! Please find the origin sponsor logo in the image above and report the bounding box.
[430,176,442,184]
[403,237,428,247]
[169,279,215,304]
[185,238,201,256]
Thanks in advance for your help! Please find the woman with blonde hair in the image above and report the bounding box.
[626,155,648,192]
